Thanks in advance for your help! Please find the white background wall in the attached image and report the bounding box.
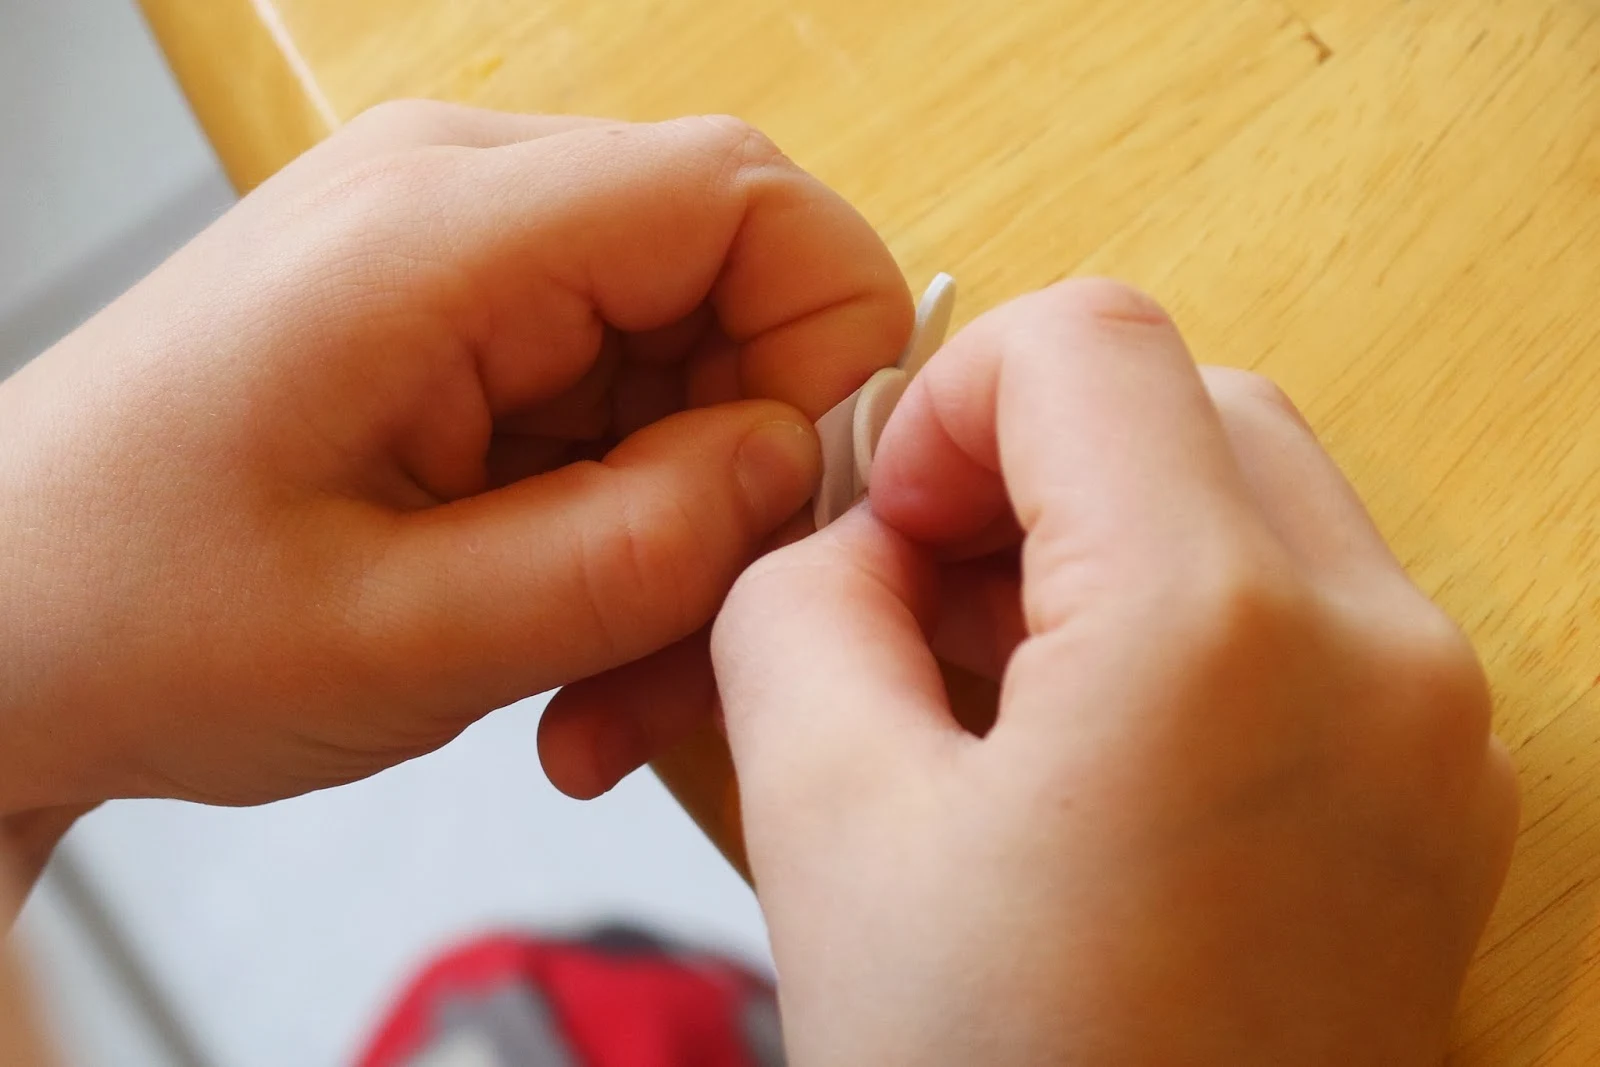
[0,4,768,1065]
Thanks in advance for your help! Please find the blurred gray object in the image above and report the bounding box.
[0,0,234,376]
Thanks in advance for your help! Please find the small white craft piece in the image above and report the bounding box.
[812,273,956,528]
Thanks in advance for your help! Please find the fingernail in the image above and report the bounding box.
[736,419,821,527]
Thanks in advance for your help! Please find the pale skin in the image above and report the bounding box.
[0,101,911,863]
[0,103,1517,1063]
[715,283,1520,1065]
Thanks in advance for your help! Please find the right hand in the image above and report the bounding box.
[712,280,1519,1065]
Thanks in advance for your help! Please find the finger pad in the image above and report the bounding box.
[872,393,1009,544]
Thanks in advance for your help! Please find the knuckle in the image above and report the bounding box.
[280,99,474,230]
[1381,605,1492,746]
[1016,507,1108,635]
[272,153,459,312]
[723,546,782,605]
[341,98,468,146]
[713,541,848,661]
[576,487,718,656]
[1157,536,1311,680]
[1485,735,1522,832]
[674,114,788,188]
[1196,550,1303,650]
[713,561,767,644]
[1037,277,1174,331]
[1206,367,1305,422]
[718,544,803,629]
[1067,543,1326,788]
[706,114,783,160]
[968,278,1176,358]
[297,146,448,227]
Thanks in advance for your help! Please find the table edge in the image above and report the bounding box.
[138,0,334,192]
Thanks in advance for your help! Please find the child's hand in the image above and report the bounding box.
[0,103,910,815]
[712,281,1519,1065]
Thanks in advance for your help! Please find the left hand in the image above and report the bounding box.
[0,103,910,814]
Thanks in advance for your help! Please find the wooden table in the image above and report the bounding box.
[139,0,1600,1060]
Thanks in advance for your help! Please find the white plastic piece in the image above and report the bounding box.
[813,396,861,528]
[811,273,957,528]
[851,367,910,492]
[898,272,957,379]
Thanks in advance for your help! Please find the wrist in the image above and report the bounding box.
[0,377,115,817]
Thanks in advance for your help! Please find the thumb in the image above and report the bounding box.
[358,399,820,709]
[713,509,965,841]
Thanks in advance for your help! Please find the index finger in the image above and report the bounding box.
[869,279,1258,631]
[273,114,914,420]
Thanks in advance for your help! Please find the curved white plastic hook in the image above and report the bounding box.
[812,273,957,528]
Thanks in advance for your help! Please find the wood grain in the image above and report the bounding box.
[137,0,1600,1061]
[138,0,332,190]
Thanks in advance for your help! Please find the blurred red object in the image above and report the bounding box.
[355,926,783,1067]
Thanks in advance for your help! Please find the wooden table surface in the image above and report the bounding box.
[139,0,1600,1060]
